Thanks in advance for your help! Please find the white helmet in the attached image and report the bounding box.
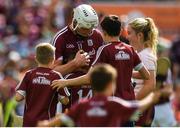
[73,4,99,29]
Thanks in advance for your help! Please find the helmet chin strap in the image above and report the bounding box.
[71,19,93,39]
[72,21,78,31]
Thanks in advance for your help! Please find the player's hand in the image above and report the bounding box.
[59,96,69,105]
[37,120,50,127]
[51,79,67,91]
[73,50,90,68]
[159,85,172,101]
[153,85,172,104]
[152,91,161,104]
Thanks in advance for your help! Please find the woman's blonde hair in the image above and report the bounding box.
[129,17,158,55]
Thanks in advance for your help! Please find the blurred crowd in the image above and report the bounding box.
[0,0,87,126]
[0,0,180,127]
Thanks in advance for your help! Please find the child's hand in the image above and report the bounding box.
[51,79,68,91]
[59,97,69,105]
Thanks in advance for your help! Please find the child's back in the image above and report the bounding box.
[16,67,69,126]
[15,43,70,127]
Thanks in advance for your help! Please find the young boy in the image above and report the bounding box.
[37,64,171,127]
[15,43,70,127]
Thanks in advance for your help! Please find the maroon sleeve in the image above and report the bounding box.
[92,45,108,66]
[15,72,29,97]
[58,87,70,98]
[131,47,143,70]
[51,34,65,61]
[96,29,104,46]
[109,97,138,122]
[67,102,80,122]
[56,72,70,97]
[119,104,138,122]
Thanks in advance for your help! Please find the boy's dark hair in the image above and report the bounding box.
[100,15,121,37]
[35,43,55,65]
[90,64,117,92]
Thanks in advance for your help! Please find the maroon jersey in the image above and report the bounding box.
[62,72,93,112]
[52,26,103,65]
[67,94,138,127]
[92,41,143,100]
[16,67,70,127]
[52,26,103,108]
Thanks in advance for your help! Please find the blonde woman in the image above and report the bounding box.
[127,17,158,126]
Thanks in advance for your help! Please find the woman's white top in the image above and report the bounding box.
[133,48,157,96]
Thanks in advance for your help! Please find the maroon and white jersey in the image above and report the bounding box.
[67,94,139,127]
[92,41,143,100]
[52,26,103,66]
[61,72,93,112]
[16,67,70,127]
[52,26,103,108]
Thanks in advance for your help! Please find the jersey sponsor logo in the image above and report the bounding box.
[87,39,93,46]
[90,101,105,106]
[66,44,75,49]
[32,76,51,85]
[87,107,107,117]
[36,72,49,76]
[115,51,130,60]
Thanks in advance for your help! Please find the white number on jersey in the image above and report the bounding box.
[77,89,93,102]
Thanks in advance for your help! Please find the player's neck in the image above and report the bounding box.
[38,64,51,68]
[105,36,120,43]
[136,43,144,53]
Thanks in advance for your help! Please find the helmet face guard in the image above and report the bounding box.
[73,4,99,29]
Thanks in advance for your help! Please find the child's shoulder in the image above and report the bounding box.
[25,69,35,74]
[51,70,63,79]
[24,67,39,76]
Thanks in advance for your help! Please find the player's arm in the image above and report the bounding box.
[131,47,150,80]
[52,72,90,90]
[132,64,150,80]
[37,114,74,127]
[52,33,90,76]
[136,70,156,100]
[58,88,70,105]
[137,86,172,112]
[15,72,28,102]
[51,44,107,90]
[53,60,75,76]
[136,92,158,113]
[59,96,69,105]
[53,51,90,76]
[15,92,24,102]
[37,114,61,127]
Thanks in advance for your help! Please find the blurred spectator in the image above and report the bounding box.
[119,14,129,44]
[0,0,83,126]
[172,78,180,125]
[151,37,177,127]
[170,37,180,82]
